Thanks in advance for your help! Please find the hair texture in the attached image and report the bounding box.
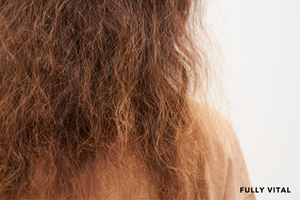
[0,0,229,199]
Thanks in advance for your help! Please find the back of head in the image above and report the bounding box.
[0,0,223,199]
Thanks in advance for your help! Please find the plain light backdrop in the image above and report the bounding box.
[206,0,300,200]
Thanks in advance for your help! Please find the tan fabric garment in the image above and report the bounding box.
[204,110,256,200]
[210,134,256,200]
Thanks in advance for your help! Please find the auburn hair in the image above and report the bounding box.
[0,0,229,199]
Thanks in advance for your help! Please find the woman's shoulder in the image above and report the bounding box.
[190,100,237,152]
[190,100,256,200]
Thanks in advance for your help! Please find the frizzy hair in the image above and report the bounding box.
[0,0,227,199]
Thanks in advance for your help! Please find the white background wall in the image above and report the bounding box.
[206,1,300,200]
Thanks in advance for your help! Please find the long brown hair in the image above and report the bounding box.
[0,0,228,199]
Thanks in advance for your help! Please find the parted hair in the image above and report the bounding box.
[0,0,227,199]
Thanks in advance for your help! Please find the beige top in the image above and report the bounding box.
[210,132,256,200]
[204,108,256,200]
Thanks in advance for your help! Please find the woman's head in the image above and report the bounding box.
[0,0,222,199]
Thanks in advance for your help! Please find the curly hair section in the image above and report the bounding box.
[0,0,222,199]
